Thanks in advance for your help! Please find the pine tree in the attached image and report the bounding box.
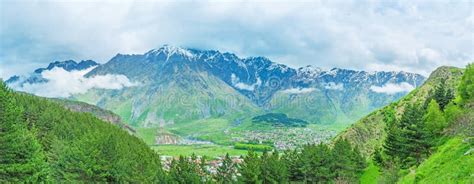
[433,79,448,110]
[373,147,385,167]
[351,146,367,175]
[260,151,288,184]
[0,83,49,182]
[383,121,405,160]
[398,105,431,167]
[303,143,333,183]
[445,88,455,106]
[281,149,302,181]
[199,155,211,183]
[425,78,455,111]
[383,104,430,168]
[216,153,236,183]
[331,139,357,182]
[169,156,201,184]
[239,150,261,183]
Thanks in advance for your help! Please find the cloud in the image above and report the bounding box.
[281,87,317,94]
[323,82,344,90]
[0,0,472,78]
[370,82,415,94]
[13,67,138,98]
[231,73,261,91]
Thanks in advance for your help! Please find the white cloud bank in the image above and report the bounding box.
[282,87,317,94]
[15,67,137,98]
[323,82,344,90]
[370,82,415,94]
[1,0,472,78]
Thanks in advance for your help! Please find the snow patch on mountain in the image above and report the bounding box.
[268,63,290,73]
[370,82,415,94]
[146,45,196,60]
[11,67,138,98]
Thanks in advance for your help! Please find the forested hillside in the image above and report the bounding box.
[339,64,474,183]
[338,66,465,156]
[0,81,166,182]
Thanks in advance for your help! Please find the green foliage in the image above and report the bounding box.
[239,150,261,183]
[332,139,366,182]
[299,143,333,182]
[359,162,380,184]
[336,65,472,183]
[260,151,288,183]
[281,149,303,181]
[215,153,237,183]
[169,156,202,184]
[399,137,474,183]
[423,100,447,135]
[443,102,463,123]
[0,82,50,182]
[430,79,454,110]
[383,104,431,168]
[383,119,404,162]
[459,63,474,102]
[0,81,167,182]
[383,104,397,127]
[252,113,308,127]
[236,140,366,183]
[234,143,272,152]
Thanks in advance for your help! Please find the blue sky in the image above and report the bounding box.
[0,0,473,79]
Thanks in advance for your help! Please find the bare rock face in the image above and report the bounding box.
[53,99,136,133]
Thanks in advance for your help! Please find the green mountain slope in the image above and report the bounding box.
[74,70,260,127]
[399,137,473,183]
[334,64,473,183]
[0,81,166,182]
[268,88,403,129]
[337,66,464,156]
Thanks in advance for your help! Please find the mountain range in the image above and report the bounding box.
[7,45,425,130]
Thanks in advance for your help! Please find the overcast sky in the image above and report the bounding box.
[0,0,473,79]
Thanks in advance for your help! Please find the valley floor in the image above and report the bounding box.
[137,119,345,157]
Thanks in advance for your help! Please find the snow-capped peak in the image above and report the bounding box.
[146,45,196,59]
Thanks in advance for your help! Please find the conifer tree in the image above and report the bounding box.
[169,156,201,184]
[239,150,261,183]
[281,149,302,181]
[351,146,367,175]
[216,153,236,183]
[0,83,49,182]
[304,143,333,182]
[433,79,448,110]
[399,105,431,167]
[383,122,404,160]
[373,147,385,167]
[331,139,357,182]
[260,151,288,184]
